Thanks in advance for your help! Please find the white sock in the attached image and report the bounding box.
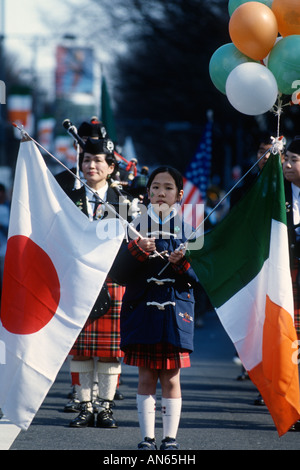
[136,394,156,440]
[97,362,121,409]
[161,397,182,439]
[70,359,94,404]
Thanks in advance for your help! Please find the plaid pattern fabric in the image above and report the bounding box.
[291,258,300,335]
[128,239,149,261]
[171,257,191,275]
[70,277,125,357]
[123,342,190,370]
[128,239,190,273]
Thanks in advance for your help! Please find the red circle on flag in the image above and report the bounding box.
[1,235,61,335]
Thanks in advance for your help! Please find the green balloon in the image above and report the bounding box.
[209,43,258,95]
[228,0,273,16]
[268,35,300,96]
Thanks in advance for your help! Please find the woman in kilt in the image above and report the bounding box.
[66,136,130,429]
[112,166,200,450]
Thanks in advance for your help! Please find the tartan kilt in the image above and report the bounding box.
[291,258,300,334]
[70,277,125,357]
[123,342,190,370]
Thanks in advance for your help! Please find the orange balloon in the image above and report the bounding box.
[229,2,278,60]
[272,0,300,37]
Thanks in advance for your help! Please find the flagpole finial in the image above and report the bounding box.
[12,122,31,142]
[270,135,286,155]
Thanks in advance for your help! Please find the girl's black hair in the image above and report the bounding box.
[147,166,183,193]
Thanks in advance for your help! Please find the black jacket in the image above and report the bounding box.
[285,180,299,264]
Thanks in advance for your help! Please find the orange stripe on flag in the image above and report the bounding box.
[248,295,300,436]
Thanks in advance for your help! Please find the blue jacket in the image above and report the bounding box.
[112,209,200,353]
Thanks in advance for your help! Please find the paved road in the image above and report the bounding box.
[2,310,300,453]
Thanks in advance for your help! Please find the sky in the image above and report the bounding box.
[5,0,48,35]
[3,0,82,97]
[4,1,76,71]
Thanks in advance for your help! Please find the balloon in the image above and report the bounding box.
[268,35,300,95]
[225,62,278,115]
[228,0,273,16]
[229,2,278,60]
[209,43,258,94]
[272,0,300,37]
[263,36,282,66]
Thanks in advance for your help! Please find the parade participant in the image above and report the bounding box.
[55,118,107,193]
[57,119,126,411]
[111,166,200,450]
[283,135,300,432]
[129,166,149,201]
[283,136,300,339]
[67,136,131,429]
[230,134,285,209]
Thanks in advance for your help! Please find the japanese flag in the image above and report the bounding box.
[0,138,124,430]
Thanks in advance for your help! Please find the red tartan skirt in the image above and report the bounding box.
[292,258,300,334]
[70,278,125,358]
[123,342,191,370]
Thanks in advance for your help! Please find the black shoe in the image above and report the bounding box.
[253,393,265,406]
[138,437,157,450]
[114,389,124,400]
[96,406,118,428]
[160,437,179,450]
[289,420,300,431]
[64,396,81,413]
[69,403,94,428]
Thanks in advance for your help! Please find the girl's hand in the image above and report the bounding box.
[169,249,185,265]
[138,237,156,253]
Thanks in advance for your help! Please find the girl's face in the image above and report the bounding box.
[148,171,183,214]
[81,153,114,189]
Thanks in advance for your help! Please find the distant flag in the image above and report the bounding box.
[37,117,56,153]
[101,76,117,143]
[0,138,124,430]
[189,153,300,436]
[182,111,213,228]
[7,86,34,138]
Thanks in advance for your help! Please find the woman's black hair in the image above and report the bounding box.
[147,166,183,193]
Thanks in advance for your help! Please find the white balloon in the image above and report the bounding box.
[225,62,278,115]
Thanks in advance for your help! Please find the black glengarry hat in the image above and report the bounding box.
[78,120,107,139]
[84,137,114,155]
[287,136,300,155]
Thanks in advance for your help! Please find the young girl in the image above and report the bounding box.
[113,166,200,450]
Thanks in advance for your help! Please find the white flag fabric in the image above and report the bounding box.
[0,139,124,430]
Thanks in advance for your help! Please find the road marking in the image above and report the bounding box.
[0,413,21,450]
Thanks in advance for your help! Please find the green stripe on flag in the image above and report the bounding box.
[188,153,286,308]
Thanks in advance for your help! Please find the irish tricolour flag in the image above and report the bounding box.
[189,153,300,436]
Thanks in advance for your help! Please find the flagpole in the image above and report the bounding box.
[158,139,284,276]
[11,123,153,247]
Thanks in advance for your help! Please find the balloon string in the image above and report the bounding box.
[276,94,282,138]
[277,108,280,139]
